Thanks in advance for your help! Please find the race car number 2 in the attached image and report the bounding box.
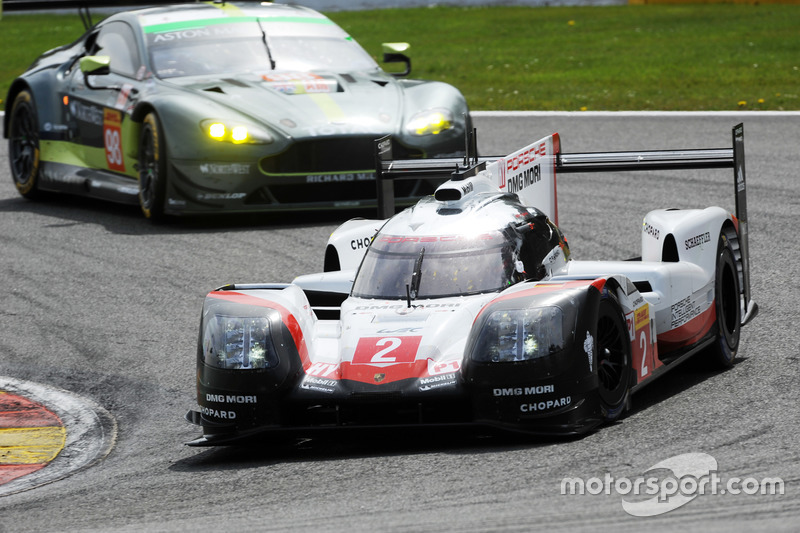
[103,108,125,172]
[353,336,422,365]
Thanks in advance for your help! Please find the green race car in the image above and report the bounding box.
[4,2,470,220]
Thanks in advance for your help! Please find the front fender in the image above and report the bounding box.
[324,217,387,271]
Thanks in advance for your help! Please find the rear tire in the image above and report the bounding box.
[8,90,43,199]
[596,293,632,422]
[138,112,167,221]
[709,232,741,368]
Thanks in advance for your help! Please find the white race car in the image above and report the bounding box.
[186,125,757,444]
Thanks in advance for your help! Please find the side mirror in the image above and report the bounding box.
[382,42,411,77]
[79,55,111,76]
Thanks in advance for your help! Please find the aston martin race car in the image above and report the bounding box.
[185,125,757,444]
[4,2,469,220]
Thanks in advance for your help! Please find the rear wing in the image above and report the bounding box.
[375,124,753,321]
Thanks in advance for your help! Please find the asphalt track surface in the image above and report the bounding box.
[0,114,797,532]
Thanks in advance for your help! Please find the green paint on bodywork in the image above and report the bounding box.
[142,16,333,34]
[40,139,139,180]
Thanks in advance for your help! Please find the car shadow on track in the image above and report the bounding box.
[0,194,378,235]
[620,353,747,421]
[171,353,746,471]
[169,428,567,472]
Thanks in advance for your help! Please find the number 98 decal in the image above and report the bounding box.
[103,108,126,172]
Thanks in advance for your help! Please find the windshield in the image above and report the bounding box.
[145,19,376,79]
[352,232,519,300]
[269,36,377,72]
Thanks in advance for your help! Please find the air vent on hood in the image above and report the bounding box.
[223,78,250,87]
[204,86,225,94]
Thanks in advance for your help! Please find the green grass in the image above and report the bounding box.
[2,5,799,111]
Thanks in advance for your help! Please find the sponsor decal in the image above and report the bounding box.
[197,192,247,201]
[584,331,594,372]
[152,25,242,43]
[199,163,251,175]
[506,163,541,195]
[306,173,373,183]
[70,100,104,126]
[201,407,236,419]
[306,361,339,378]
[262,72,337,94]
[684,232,711,250]
[500,141,547,189]
[492,385,555,396]
[378,137,392,158]
[420,373,457,386]
[670,295,704,329]
[643,222,660,240]
[427,359,460,375]
[114,83,134,110]
[520,396,572,412]
[300,376,337,393]
[505,142,547,172]
[205,394,257,404]
[351,236,373,250]
[419,373,457,392]
[43,122,69,132]
[635,305,650,331]
[354,302,461,311]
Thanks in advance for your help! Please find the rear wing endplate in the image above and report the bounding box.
[375,124,754,322]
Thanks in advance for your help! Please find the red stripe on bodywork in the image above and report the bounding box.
[474,279,597,324]
[552,133,560,226]
[208,291,310,368]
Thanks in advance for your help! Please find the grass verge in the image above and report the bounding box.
[1,5,799,111]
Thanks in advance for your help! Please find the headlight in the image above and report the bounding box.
[202,315,279,369]
[473,307,564,362]
[201,119,273,144]
[405,108,453,136]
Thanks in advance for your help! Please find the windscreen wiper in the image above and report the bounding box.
[257,19,276,70]
[409,247,425,300]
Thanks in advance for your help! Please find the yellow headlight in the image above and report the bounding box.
[231,126,248,142]
[208,123,226,139]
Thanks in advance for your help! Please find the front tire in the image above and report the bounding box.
[595,293,632,422]
[709,232,741,368]
[138,112,167,221]
[8,90,43,199]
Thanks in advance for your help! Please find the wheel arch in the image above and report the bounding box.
[4,80,36,138]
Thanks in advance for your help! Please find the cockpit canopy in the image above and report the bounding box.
[351,195,570,300]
